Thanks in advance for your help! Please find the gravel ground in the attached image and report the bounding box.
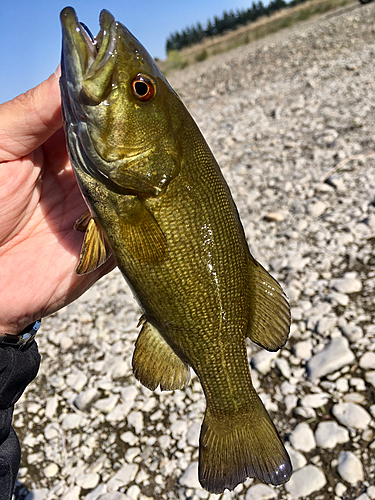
[13,3,375,500]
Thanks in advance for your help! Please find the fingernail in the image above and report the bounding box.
[54,64,61,79]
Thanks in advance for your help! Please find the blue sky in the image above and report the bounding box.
[0,0,255,104]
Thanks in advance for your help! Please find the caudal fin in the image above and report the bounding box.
[198,396,292,493]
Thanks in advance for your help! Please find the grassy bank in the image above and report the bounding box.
[158,0,357,74]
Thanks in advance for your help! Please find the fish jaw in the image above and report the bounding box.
[60,7,180,197]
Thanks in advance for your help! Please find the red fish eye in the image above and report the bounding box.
[131,74,156,101]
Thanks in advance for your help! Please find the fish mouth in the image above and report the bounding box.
[60,7,118,104]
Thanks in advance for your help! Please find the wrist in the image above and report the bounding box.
[0,320,41,350]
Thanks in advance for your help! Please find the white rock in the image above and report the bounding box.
[107,464,139,491]
[127,411,144,434]
[94,395,119,414]
[359,352,375,369]
[61,486,81,500]
[179,462,201,489]
[67,371,88,392]
[367,486,375,499]
[293,340,312,360]
[307,201,326,217]
[300,393,330,408]
[62,413,82,430]
[171,419,188,440]
[98,493,131,500]
[44,463,59,478]
[251,350,278,374]
[337,451,364,484]
[106,403,133,422]
[335,482,347,496]
[120,431,138,445]
[285,443,307,471]
[285,465,326,497]
[25,489,49,500]
[187,420,201,448]
[332,402,371,429]
[355,495,370,500]
[289,422,316,452]
[74,388,99,411]
[245,483,277,500]
[307,337,355,379]
[76,473,100,489]
[330,278,362,294]
[276,357,291,379]
[45,396,59,419]
[315,421,349,449]
[365,371,375,388]
[83,483,107,500]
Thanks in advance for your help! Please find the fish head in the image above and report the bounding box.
[60,7,182,195]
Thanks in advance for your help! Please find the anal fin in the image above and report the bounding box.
[132,320,190,391]
[75,213,110,275]
[247,256,290,351]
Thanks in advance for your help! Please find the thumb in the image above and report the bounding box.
[0,67,63,162]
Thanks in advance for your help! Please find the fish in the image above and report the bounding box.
[59,7,292,493]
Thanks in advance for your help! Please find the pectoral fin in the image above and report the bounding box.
[119,197,168,265]
[132,319,190,391]
[247,257,290,351]
[75,215,110,275]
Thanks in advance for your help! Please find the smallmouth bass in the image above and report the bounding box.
[59,7,292,493]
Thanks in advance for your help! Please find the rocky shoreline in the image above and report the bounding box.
[14,2,375,500]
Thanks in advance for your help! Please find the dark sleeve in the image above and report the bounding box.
[0,342,41,500]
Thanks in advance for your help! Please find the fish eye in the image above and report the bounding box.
[131,74,156,102]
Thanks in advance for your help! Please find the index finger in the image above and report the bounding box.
[0,67,63,162]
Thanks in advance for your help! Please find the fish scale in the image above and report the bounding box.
[60,6,292,493]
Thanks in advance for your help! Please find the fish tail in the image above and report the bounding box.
[198,396,292,493]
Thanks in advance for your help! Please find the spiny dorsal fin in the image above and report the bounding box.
[247,256,290,351]
[76,216,109,275]
[132,320,190,391]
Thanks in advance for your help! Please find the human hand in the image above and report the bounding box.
[0,69,115,334]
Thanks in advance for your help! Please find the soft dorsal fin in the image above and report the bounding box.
[247,256,290,352]
[75,214,110,275]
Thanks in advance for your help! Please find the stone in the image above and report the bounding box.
[187,420,201,448]
[44,462,59,478]
[307,201,326,217]
[107,464,139,491]
[74,388,99,411]
[61,486,81,500]
[285,465,326,497]
[300,393,330,409]
[94,395,119,414]
[251,350,278,374]
[332,403,371,429]
[245,484,277,500]
[359,352,375,370]
[25,490,49,500]
[337,451,364,484]
[307,337,355,379]
[330,277,362,294]
[293,340,312,360]
[127,411,144,435]
[45,396,59,419]
[285,444,307,471]
[365,371,375,388]
[315,421,349,449]
[76,473,100,489]
[179,462,201,489]
[83,484,107,500]
[62,413,82,430]
[97,494,131,500]
[289,422,316,452]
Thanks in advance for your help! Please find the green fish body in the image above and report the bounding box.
[60,7,292,493]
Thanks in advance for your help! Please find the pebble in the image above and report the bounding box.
[61,414,82,431]
[289,422,316,452]
[330,277,362,294]
[359,352,375,370]
[285,465,326,498]
[300,393,329,409]
[44,463,59,478]
[251,350,278,374]
[179,462,201,489]
[74,388,99,411]
[306,337,355,379]
[315,421,349,449]
[332,402,372,430]
[245,484,277,500]
[337,451,364,484]
[107,464,139,491]
[285,444,307,471]
[76,473,100,489]
[307,201,326,217]
[293,340,312,360]
[25,490,49,500]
